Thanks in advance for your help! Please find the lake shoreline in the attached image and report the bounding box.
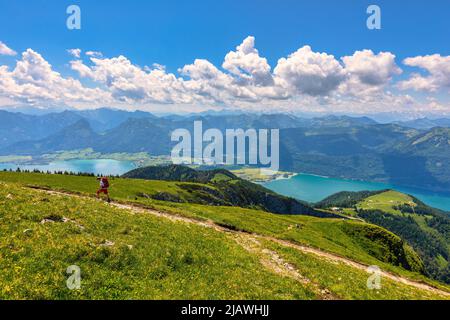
[263,173,450,212]
[1,158,449,211]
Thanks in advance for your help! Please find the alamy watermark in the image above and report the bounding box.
[66,265,81,290]
[171,121,279,174]
[66,5,81,30]
[366,265,382,290]
[367,5,381,30]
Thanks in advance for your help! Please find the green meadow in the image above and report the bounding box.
[0,171,449,299]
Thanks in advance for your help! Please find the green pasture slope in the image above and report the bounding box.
[318,190,450,284]
[0,182,315,299]
[0,171,449,299]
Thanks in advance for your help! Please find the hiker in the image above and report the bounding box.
[96,176,111,202]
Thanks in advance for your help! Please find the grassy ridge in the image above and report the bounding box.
[356,190,416,214]
[1,171,446,290]
[0,182,317,299]
[122,165,332,217]
[318,189,450,284]
[263,240,446,300]
[0,181,448,299]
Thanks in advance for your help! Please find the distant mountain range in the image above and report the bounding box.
[394,118,450,130]
[0,109,382,154]
[0,108,155,148]
[278,124,450,192]
[0,108,449,192]
[0,110,81,148]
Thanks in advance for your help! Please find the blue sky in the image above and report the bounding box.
[1,0,448,70]
[0,0,449,116]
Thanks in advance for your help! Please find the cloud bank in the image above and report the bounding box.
[0,38,448,115]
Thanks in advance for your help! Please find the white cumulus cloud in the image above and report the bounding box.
[0,37,447,115]
[398,54,450,92]
[85,51,103,57]
[67,48,81,58]
[72,55,191,104]
[274,46,346,96]
[0,41,17,56]
[0,49,109,106]
[342,50,402,86]
[340,50,402,97]
[222,36,273,86]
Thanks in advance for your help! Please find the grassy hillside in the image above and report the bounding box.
[318,190,450,284]
[0,182,315,299]
[122,165,336,218]
[316,190,388,209]
[0,178,448,299]
[1,171,448,291]
[122,164,238,183]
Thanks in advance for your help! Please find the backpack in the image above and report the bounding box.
[101,177,110,188]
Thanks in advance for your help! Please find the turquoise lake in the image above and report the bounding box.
[264,173,450,212]
[0,159,136,176]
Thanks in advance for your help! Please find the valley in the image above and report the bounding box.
[264,172,450,212]
[0,109,448,193]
